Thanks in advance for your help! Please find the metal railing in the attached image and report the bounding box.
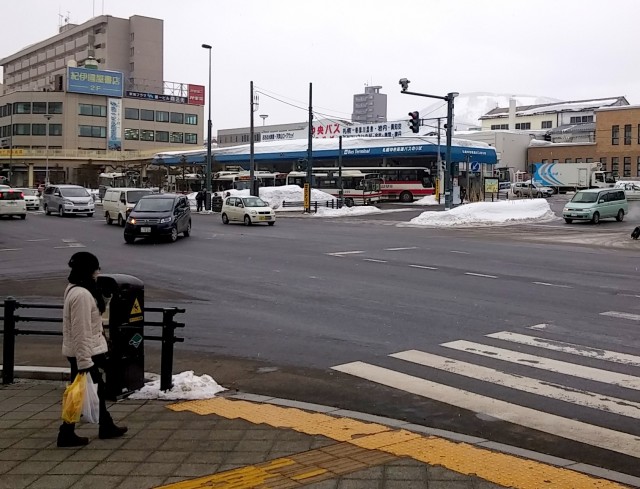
[281,199,347,212]
[1,297,185,391]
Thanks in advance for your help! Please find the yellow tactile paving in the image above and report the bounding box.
[164,398,631,489]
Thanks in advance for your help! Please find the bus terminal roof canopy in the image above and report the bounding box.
[151,136,498,167]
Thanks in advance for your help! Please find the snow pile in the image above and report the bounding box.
[409,199,556,227]
[314,206,383,217]
[411,195,440,206]
[129,371,226,400]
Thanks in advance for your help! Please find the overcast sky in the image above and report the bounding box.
[2,0,639,132]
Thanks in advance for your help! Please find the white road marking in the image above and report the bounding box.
[532,281,572,288]
[331,361,640,458]
[528,324,549,330]
[392,350,640,419]
[326,251,365,257]
[0,248,21,252]
[409,265,438,270]
[363,258,387,263]
[450,250,470,254]
[384,247,418,251]
[601,311,640,322]
[26,238,49,242]
[464,272,497,279]
[487,331,640,367]
[442,340,640,391]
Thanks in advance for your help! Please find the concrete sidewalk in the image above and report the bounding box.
[1,377,637,489]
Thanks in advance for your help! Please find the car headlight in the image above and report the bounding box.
[160,216,173,223]
[64,200,73,205]
[249,210,257,215]
[128,217,136,224]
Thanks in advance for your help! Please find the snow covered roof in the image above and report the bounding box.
[547,122,596,134]
[153,135,498,166]
[480,96,628,119]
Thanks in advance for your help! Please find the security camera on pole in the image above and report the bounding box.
[399,78,458,210]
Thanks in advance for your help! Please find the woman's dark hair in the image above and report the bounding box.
[68,252,105,313]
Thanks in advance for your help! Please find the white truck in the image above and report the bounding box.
[532,162,616,193]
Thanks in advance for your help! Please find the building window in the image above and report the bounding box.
[569,115,594,124]
[140,109,154,121]
[625,124,632,145]
[515,122,531,130]
[624,157,631,177]
[565,158,572,163]
[542,159,548,163]
[156,131,169,142]
[13,123,30,135]
[612,157,619,176]
[156,111,169,123]
[185,114,198,125]
[599,157,607,170]
[637,157,640,176]
[48,102,63,114]
[576,158,583,163]
[31,124,46,135]
[129,62,134,72]
[490,124,509,130]
[125,108,139,120]
[78,104,106,117]
[185,133,197,144]
[32,102,47,114]
[79,125,106,138]
[49,124,62,136]
[586,158,593,163]
[170,112,184,124]
[13,102,31,114]
[124,128,139,140]
[612,125,619,145]
[552,159,559,163]
[541,121,552,129]
[129,47,134,57]
[140,130,154,141]
[170,132,184,143]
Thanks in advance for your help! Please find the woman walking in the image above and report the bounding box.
[57,251,127,447]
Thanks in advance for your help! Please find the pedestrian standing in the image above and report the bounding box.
[460,185,467,204]
[196,190,205,212]
[57,252,127,447]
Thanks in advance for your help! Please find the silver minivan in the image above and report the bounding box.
[563,188,628,224]
[43,184,95,217]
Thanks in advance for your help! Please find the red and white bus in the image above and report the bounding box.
[312,166,433,202]
[213,171,287,192]
[286,170,383,206]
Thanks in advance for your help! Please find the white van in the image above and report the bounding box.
[103,188,154,226]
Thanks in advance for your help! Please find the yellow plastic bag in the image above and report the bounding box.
[61,373,87,424]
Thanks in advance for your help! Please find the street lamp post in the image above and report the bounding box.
[44,114,53,185]
[399,79,458,210]
[201,43,213,211]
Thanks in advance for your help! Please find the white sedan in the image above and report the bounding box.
[15,188,41,210]
[221,196,276,226]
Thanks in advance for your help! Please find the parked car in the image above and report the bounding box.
[124,193,191,244]
[42,184,94,217]
[221,196,276,226]
[563,188,628,224]
[103,187,154,226]
[614,181,640,201]
[511,181,554,198]
[15,188,40,210]
[0,188,27,219]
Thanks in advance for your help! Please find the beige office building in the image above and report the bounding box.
[0,14,204,188]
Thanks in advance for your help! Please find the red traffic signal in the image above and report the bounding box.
[408,111,420,134]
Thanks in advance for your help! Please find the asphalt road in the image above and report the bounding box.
[2,199,640,476]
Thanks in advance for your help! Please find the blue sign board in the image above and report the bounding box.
[471,162,481,172]
[67,67,123,97]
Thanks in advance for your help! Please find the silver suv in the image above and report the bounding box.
[43,184,95,217]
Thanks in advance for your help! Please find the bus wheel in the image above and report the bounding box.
[345,198,354,207]
[399,191,413,203]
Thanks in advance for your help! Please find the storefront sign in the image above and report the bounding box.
[125,91,187,104]
[67,67,123,97]
[107,98,122,151]
[188,85,205,105]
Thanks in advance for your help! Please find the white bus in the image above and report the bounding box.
[286,170,383,206]
[213,171,287,192]
[98,171,141,200]
[311,166,433,202]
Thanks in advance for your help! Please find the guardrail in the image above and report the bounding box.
[1,297,184,391]
[281,199,347,212]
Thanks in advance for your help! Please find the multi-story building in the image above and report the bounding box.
[352,85,386,123]
[528,105,640,179]
[480,97,628,132]
[0,14,204,188]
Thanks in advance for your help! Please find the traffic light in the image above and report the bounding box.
[408,111,420,134]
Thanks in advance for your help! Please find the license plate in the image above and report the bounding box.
[259,216,267,221]
[141,226,151,233]
[570,214,577,217]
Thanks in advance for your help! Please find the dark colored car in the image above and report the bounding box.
[123,194,191,244]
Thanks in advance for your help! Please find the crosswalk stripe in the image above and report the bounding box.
[486,331,640,367]
[391,350,640,419]
[331,361,640,458]
[601,311,640,321]
[442,340,640,391]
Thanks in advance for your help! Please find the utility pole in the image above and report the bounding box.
[304,83,313,213]
[436,117,441,204]
[338,135,343,207]
[201,43,213,210]
[249,80,256,196]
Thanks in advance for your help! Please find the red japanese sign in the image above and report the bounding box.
[188,84,205,106]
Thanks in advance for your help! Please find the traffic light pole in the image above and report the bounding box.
[400,89,457,210]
